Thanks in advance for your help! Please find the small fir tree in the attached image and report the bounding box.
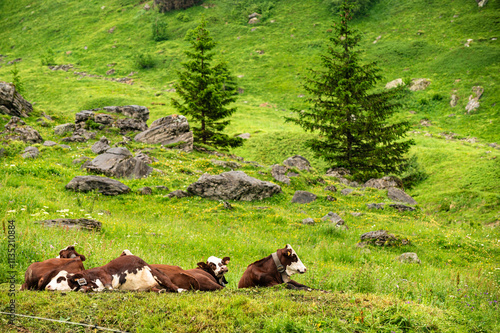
[171,17,242,149]
[286,1,413,179]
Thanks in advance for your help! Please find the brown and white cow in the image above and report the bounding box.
[238,244,311,290]
[45,255,185,293]
[151,256,230,291]
[21,246,86,291]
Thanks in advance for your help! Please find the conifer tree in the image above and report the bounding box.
[172,17,242,149]
[287,1,413,178]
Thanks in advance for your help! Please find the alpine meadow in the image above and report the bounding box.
[0,0,499,332]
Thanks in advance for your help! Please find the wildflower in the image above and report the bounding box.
[7,210,16,213]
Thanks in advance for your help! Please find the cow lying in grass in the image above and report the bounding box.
[21,246,86,291]
[45,254,186,293]
[152,256,230,291]
[238,244,312,290]
[121,250,230,291]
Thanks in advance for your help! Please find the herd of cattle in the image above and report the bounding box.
[21,244,312,293]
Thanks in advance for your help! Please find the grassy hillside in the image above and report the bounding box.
[0,0,499,331]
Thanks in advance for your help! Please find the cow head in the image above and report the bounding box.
[57,246,86,261]
[45,271,98,292]
[206,256,230,278]
[279,244,307,276]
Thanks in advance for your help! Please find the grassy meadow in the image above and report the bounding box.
[0,0,499,332]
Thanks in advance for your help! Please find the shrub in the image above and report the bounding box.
[40,48,56,66]
[152,17,169,42]
[176,13,191,22]
[133,52,156,69]
[154,0,202,12]
[10,64,25,95]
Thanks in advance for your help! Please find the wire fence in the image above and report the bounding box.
[0,312,129,332]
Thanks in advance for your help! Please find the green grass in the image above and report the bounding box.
[0,0,499,331]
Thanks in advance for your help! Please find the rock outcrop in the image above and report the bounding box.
[35,218,102,231]
[65,175,130,196]
[283,155,311,171]
[364,176,403,190]
[4,116,43,143]
[85,147,152,179]
[271,164,290,185]
[0,82,33,117]
[358,230,409,247]
[187,171,281,201]
[291,191,317,204]
[387,187,417,205]
[134,115,193,152]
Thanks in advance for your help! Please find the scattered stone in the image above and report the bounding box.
[351,212,363,217]
[326,195,336,201]
[139,187,152,195]
[59,144,71,149]
[54,123,75,136]
[135,152,158,164]
[237,133,251,139]
[325,167,350,178]
[91,136,111,154]
[101,105,149,121]
[465,96,480,113]
[287,171,299,177]
[464,39,473,47]
[341,188,354,196]
[291,191,317,204]
[156,185,169,191]
[409,78,430,91]
[222,201,233,210]
[373,35,382,44]
[397,252,421,264]
[248,12,261,19]
[249,17,259,24]
[367,203,385,210]
[385,78,404,89]
[420,119,432,127]
[0,148,5,157]
[167,190,191,199]
[271,164,290,185]
[4,116,43,143]
[389,204,416,212]
[187,171,281,201]
[211,159,241,169]
[283,155,311,171]
[489,143,497,148]
[359,230,409,247]
[387,187,417,205]
[134,114,193,152]
[115,118,148,132]
[0,81,33,117]
[65,175,130,196]
[108,26,116,33]
[144,3,150,10]
[321,212,342,224]
[364,176,403,190]
[34,218,102,231]
[106,69,115,76]
[302,218,315,225]
[472,86,484,99]
[49,64,73,71]
[72,156,91,166]
[43,140,57,147]
[450,94,459,107]
[22,146,39,159]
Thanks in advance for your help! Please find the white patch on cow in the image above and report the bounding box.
[177,288,187,293]
[207,256,228,277]
[284,244,307,276]
[56,255,60,258]
[113,266,158,291]
[93,279,106,292]
[45,271,71,291]
[121,249,134,256]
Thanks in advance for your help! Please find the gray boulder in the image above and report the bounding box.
[94,113,115,125]
[325,168,351,178]
[324,185,337,192]
[91,137,111,154]
[43,140,57,147]
[4,117,43,143]
[359,230,409,247]
[167,190,191,199]
[187,171,282,201]
[385,78,404,89]
[22,146,39,159]
[397,252,421,264]
[364,176,402,190]
[341,188,354,196]
[86,147,152,179]
[139,187,152,195]
[389,204,416,212]
[367,203,385,210]
[302,218,315,225]
[102,105,149,122]
[291,191,317,204]
[211,159,242,169]
[134,115,193,152]
[450,94,459,107]
[321,212,345,227]
[65,175,130,196]
[283,155,311,171]
[271,164,290,185]
[54,123,75,136]
[409,78,430,91]
[237,133,251,139]
[115,118,148,132]
[387,187,417,205]
[0,82,33,117]
[35,218,101,231]
[465,96,480,113]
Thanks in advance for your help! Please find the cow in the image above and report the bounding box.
[45,255,186,293]
[20,245,86,291]
[238,244,312,290]
[151,256,230,291]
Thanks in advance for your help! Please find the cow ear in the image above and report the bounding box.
[197,262,207,269]
[222,257,230,264]
[79,254,86,262]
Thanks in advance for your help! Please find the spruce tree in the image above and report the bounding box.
[287,1,413,179]
[172,17,242,148]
